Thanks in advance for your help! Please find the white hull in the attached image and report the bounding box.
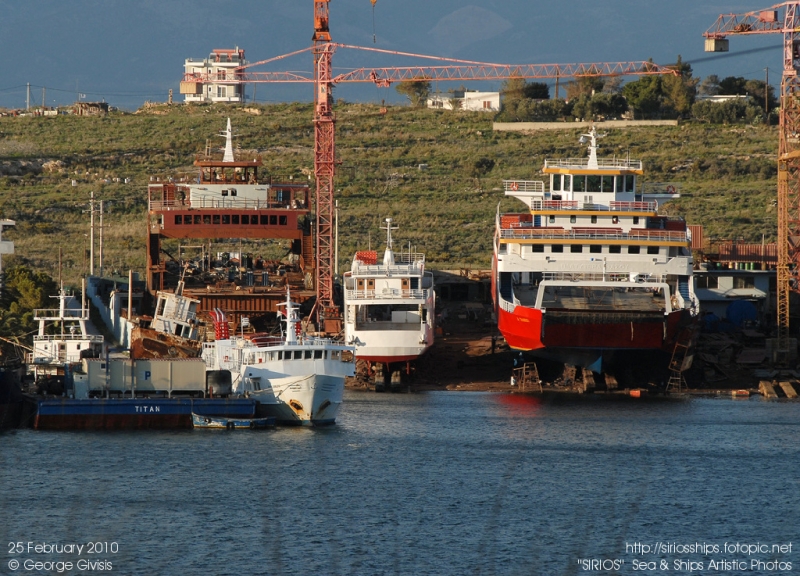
[246,373,343,425]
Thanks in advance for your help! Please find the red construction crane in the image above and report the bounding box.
[183,1,680,332]
[704,2,799,360]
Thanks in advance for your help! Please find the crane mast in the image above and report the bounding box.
[313,0,340,331]
[705,2,800,362]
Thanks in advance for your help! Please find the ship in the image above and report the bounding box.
[492,127,699,373]
[28,283,104,394]
[201,288,355,426]
[343,218,435,386]
[145,117,316,330]
[130,281,203,359]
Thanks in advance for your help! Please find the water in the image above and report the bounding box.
[1,392,799,575]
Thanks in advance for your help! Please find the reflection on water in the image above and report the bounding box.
[1,391,798,575]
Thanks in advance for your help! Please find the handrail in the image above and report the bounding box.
[499,228,687,242]
[544,157,643,170]
[345,288,430,300]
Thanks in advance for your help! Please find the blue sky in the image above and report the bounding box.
[0,0,782,110]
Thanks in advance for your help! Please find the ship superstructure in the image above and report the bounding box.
[493,127,698,370]
[145,118,315,327]
[343,218,435,384]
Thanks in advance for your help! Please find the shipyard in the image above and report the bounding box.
[1,2,800,575]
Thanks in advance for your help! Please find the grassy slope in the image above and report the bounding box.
[0,103,779,288]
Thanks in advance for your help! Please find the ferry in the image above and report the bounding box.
[343,218,435,386]
[202,288,355,425]
[492,127,699,371]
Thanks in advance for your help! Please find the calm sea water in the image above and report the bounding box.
[1,392,799,576]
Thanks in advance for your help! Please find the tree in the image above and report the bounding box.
[566,76,604,101]
[523,82,550,100]
[396,78,431,107]
[698,75,721,96]
[470,157,495,188]
[622,76,662,118]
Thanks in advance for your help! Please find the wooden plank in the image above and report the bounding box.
[778,381,798,399]
[759,381,779,399]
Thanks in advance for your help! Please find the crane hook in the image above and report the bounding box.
[371,0,377,43]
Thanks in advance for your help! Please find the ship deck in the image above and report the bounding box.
[515,285,667,313]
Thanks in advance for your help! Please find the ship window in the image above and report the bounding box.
[268,352,276,361]
[410,277,419,289]
[203,215,211,224]
[175,215,182,225]
[552,175,561,192]
[270,215,278,225]
[213,215,221,225]
[625,175,635,192]
[294,351,303,360]
[697,275,719,289]
[563,175,571,191]
[590,245,602,253]
[551,244,564,253]
[633,217,640,225]
[222,215,230,224]
[232,215,239,224]
[277,351,283,360]
[305,350,312,359]
[734,276,755,289]
[230,189,237,196]
[615,176,624,192]
[194,215,201,224]
[602,176,614,192]
[570,215,576,223]
[647,246,660,255]
[549,215,556,224]
[587,175,601,192]
[574,176,586,192]
[628,246,641,254]
[221,189,228,197]
[314,350,323,359]
[570,245,583,253]
[532,244,544,253]
[260,215,268,225]
[498,243,507,255]
[591,215,597,223]
[279,215,288,226]
[331,351,341,360]
[609,245,621,254]
[242,215,249,225]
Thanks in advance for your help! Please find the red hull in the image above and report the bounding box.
[497,305,689,352]
[359,354,423,363]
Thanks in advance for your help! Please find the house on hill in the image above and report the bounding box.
[427,90,500,112]
[181,47,246,104]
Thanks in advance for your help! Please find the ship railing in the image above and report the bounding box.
[542,272,668,283]
[33,334,104,343]
[33,308,89,321]
[503,180,545,193]
[610,201,657,212]
[498,294,517,313]
[350,261,425,275]
[499,228,687,242]
[345,288,430,301]
[148,197,307,211]
[544,158,642,170]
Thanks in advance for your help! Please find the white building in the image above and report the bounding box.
[181,47,246,104]
[427,90,500,112]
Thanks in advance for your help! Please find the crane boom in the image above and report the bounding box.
[705,2,800,362]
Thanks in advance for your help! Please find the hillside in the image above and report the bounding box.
[0,103,779,288]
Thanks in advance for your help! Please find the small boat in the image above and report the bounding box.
[191,412,275,430]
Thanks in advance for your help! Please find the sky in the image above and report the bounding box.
[0,0,784,111]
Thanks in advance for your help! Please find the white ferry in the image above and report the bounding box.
[343,218,435,385]
[202,288,355,425]
[493,127,699,371]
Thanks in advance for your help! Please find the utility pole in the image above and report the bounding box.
[26,83,30,111]
[765,67,769,116]
[99,200,104,278]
